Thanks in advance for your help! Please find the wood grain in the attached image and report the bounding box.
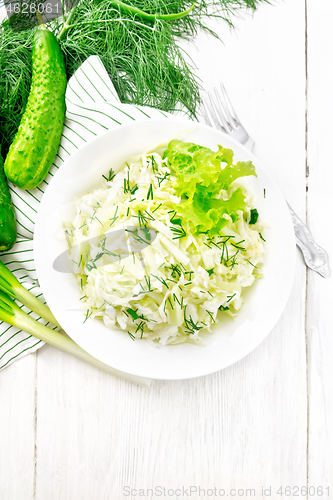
[33,2,308,499]
[2,1,330,499]
[0,355,36,499]
[306,0,333,495]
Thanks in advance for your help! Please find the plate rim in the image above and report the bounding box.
[34,116,296,380]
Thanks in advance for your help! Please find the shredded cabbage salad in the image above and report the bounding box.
[65,140,265,345]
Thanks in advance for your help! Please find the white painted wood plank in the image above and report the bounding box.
[33,2,308,499]
[185,0,307,214]
[0,354,36,499]
[306,0,333,493]
[35,308,308,499]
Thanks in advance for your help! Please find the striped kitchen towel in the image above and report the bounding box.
[0,55,173,371]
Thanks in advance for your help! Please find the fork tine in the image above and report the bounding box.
[201,93,228,134]
[201,82,254,151]
[208,90,231,133]
[220,83,240,126]
[214,86,235,128]
[200,97,213,127]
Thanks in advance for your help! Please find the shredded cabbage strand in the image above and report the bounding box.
[65,140,265,345]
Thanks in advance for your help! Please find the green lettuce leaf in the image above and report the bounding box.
[182,188,247,236]
[164,140,257,236]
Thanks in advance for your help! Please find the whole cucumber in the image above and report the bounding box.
[4,27,67,190]
[0,148,17,251]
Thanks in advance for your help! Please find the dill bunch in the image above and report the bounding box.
[0,0,268,155]
[58,4,199,115]
[0,24,34,155]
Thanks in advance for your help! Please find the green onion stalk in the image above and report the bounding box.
[0,260,59,325]
[0,262,151,387]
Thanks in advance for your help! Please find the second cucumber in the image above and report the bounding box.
[0,148,17,251]
[4,26,67,190]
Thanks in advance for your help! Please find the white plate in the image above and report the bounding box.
[34,118,295,380]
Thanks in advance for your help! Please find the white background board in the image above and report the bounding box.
[1,1,332,498]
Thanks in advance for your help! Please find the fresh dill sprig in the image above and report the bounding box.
[156,172,170,187]
[172,293,184,308]
[168,210,182,226]
[151,273,169,289]
[169,210,186,239]
[65,229,74,238]
[135,210,155,226]
[125,228,151,246]
[83,309,93,323]
[0,0,267,155]
[184,270,193,280]
[0,24,34,155]
[138,275,153,294]
[102,168,116,182]
[183,305,203,335]
[227,292,236,302]
[149,155,159,173]
[165,263,182,279]
[147,183,154,200]
[206,310,215,323]
[123,170,138,195]
[108,206,119,227]
[230,239,245,250]
[170,225,187,239]
[152,203,162,213]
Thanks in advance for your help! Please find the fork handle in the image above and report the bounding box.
[245,143,329,278]
[243,137,255,151]
[287,204,330,278]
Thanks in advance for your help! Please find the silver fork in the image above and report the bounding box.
[201,83,330,278]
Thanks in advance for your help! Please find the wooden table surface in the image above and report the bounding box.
[1,1,332,499]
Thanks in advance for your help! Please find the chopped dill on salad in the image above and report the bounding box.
[64,140,265,345]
